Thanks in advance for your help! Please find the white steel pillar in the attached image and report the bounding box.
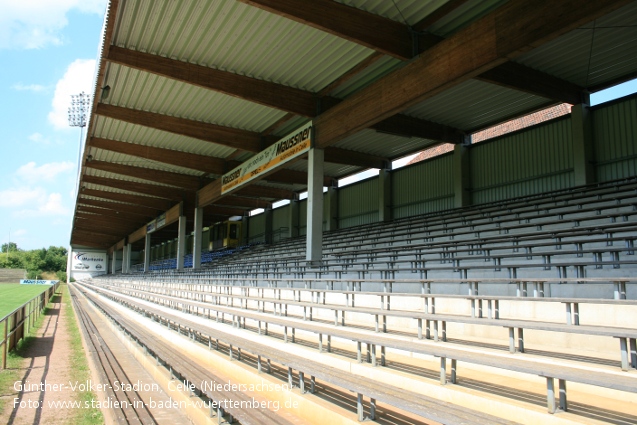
[306,148,324,266]
[192,206,203,269]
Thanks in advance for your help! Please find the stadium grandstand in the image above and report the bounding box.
[67,1,637,424]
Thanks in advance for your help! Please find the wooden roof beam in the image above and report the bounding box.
[313,0,630,149]
[71,237,117,247]
[107,46,318,117]
[89,137,226,174]
[81,175,190,202]
[70,239,113,249]
[323,147,388,169]
[240,0,588,107]
[81,189,173,211]
[72,227,127,239]
[78,198,159,218]
[74,221,139,235]
[86,160,204,191]
[204,205,247,218]
[371,115,465,144]
[412,0,472,32]
[76,211,146,226]
[106,47,462,144]
[265,167,334,187]
[86,139,338,188]
[477,62,586,105]
[213,195,272,210]
[237,0,440,60]
[95,103,270,153]
[76,205,153,222]
[234,185,295,200]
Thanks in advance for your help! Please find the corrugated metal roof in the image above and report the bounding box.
[83,168,184,188]
[329,55,404,99]
[515,2,637,89]
[271,116,313,138]
[427,0,508,36]
[336,0,448,25]
[104,63,287,131]
[245,180,304,193]
[284,159,363,179]
[333,129,440,159]
[92,116,237,158]
[113,0,373,92]
[404,79,551,131]
[88,149,208,176]
[72,0,637,249]
[79,194,138,205]
[84,183,164,198]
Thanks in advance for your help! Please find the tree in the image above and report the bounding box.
[0,244,68,275]
[1,242,18,253]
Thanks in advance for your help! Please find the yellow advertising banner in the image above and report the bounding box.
[221,121,313,194]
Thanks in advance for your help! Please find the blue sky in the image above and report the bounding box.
[1,1,636,249]
[0,0,107,250]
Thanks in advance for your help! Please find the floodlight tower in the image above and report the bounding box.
[68,92,90,175]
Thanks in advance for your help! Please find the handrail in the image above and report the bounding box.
[1,282,59,369]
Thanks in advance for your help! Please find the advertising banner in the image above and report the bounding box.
[20,280,57,285]
[71,251,108,272]
[156,213,166,229]
[221,121,313,194]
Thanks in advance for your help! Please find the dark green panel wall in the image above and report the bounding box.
[470,117,573,204]
[338,178,378,229]
[593,95,637,181]
[392,154,454,219]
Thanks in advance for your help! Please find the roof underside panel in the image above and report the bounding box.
[103,63,288,132]
[88,149,208,177]
[113,0,373,92]
[284,160,363,179]
[335,0,448,25]
[403,79,551,131]
[426,0,508,36]
[71,0,637,250]
[84,182,164,198]
[515,2,637,89]
[329,55,404,99]
[333,129,440,159]
[84,168,185,188]
[92,116,237,158]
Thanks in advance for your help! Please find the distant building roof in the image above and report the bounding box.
[407,103,572,166]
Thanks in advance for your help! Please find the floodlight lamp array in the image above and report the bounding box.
[68,92,91,128]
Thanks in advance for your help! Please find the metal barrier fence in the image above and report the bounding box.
[1,282,59,369]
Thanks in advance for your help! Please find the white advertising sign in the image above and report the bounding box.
[71,251,108,272]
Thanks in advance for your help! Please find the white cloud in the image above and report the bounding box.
[0,187,46,207]
[48,59,96,130]
[12,83,46,92]
[13,229,27,237]
[17,193,71,217]
[0,0,107,50]
[16,161,75,184]
[28,132,50,144]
